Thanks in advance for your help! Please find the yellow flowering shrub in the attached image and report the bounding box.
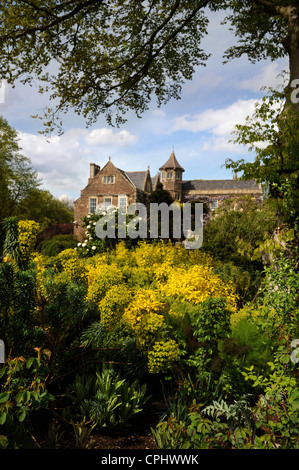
[33,252,47,307]
[130,241,213,284]
[99,284,132,330]
[123,289,167,350]
[86,263,124,303]
[122,288,180,373]
[57,248,86,282]
[148,339,180,374]
[113,241,131,265]
[158,264,237,310]
[230,304,274,328]
[18,220,40,263]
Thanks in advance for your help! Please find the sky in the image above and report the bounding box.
[0,10,288,202]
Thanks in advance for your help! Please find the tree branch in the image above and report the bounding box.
[3,0,103,40]
[253,0,293,18]
[93,0,210,94]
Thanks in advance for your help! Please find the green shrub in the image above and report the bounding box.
[39,234,77,257]
[67,366,150,431]
[0,349,54,449]
[231,318,273,367]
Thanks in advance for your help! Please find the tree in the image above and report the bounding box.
[0,116,40,248]
[225,87,299,233]
[202,196,277,267]
[0,116,74,251]
[148,182,174,206]
[0,1,297,133]
[18,188,74,231]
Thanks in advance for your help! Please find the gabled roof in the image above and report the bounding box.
[151,173,160,191]
[159,151,185,171]
[125,171,148,190]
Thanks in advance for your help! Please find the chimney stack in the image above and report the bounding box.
[89,163,100,183]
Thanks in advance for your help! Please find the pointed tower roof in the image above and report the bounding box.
[159,150,185,171]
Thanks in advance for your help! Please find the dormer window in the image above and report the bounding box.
[103,175,115,184]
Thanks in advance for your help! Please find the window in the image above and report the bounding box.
[89,197,97,214]
[175,172,181,180]
[211,200,218,210]
[103,175,115,184]
[118,196,127,209]
[167,171,173,178]
[104,197,112,210]
[174,193,180,200]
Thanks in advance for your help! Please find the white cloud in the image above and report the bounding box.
[84,128,137,146]
[152,109,166,117]
[17,126,138,198]
[170,98,265,152]
[238,63,287,92]
[172,99,260,135]
[202,137,244,153]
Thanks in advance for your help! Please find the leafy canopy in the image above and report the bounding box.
[0,1,298,132]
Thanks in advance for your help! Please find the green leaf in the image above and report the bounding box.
[290,389,299,410]
[0,392,9,403]
[17,408,27,422]
[0,412,7,425]
[26,357,35,369]
[15,391,24,404]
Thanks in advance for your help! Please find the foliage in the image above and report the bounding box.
[225,87,299,233]
[148,339,180,374]
[202,196,277,267]
[1,218,298,449]
[0,115,73,249]
[258,257,299,338]
[2,216,21,267]
[152,351,299,449]
[0,348,54,449]
[38,234,77,257]
[99,284,132,331]
[18,220,40,267]
[158,264,237,309]
[148,182,174,205]
[66,367,150,431]
[0,116,40,249]
[0,2,297,133]
[18,188,74,231]
[76,210,138,257]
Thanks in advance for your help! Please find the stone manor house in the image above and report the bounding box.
[73,151,262,239]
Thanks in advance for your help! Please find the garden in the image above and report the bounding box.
[0,202,298,450]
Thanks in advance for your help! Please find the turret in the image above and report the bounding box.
[159,150,184,201]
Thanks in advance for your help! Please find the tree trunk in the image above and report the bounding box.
[283,7,299,108]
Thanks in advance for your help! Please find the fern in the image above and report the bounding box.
[203,397,255,432]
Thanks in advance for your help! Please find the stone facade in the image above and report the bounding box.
[73,151,262,239]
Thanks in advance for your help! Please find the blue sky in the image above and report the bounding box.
[0,10,288,201]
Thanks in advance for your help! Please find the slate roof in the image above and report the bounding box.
[151,173,160,190]
[125,171,148,190]
[182,179,260,191]
[159,151,185,171]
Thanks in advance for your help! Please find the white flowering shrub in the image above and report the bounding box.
[76,209,138,257]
